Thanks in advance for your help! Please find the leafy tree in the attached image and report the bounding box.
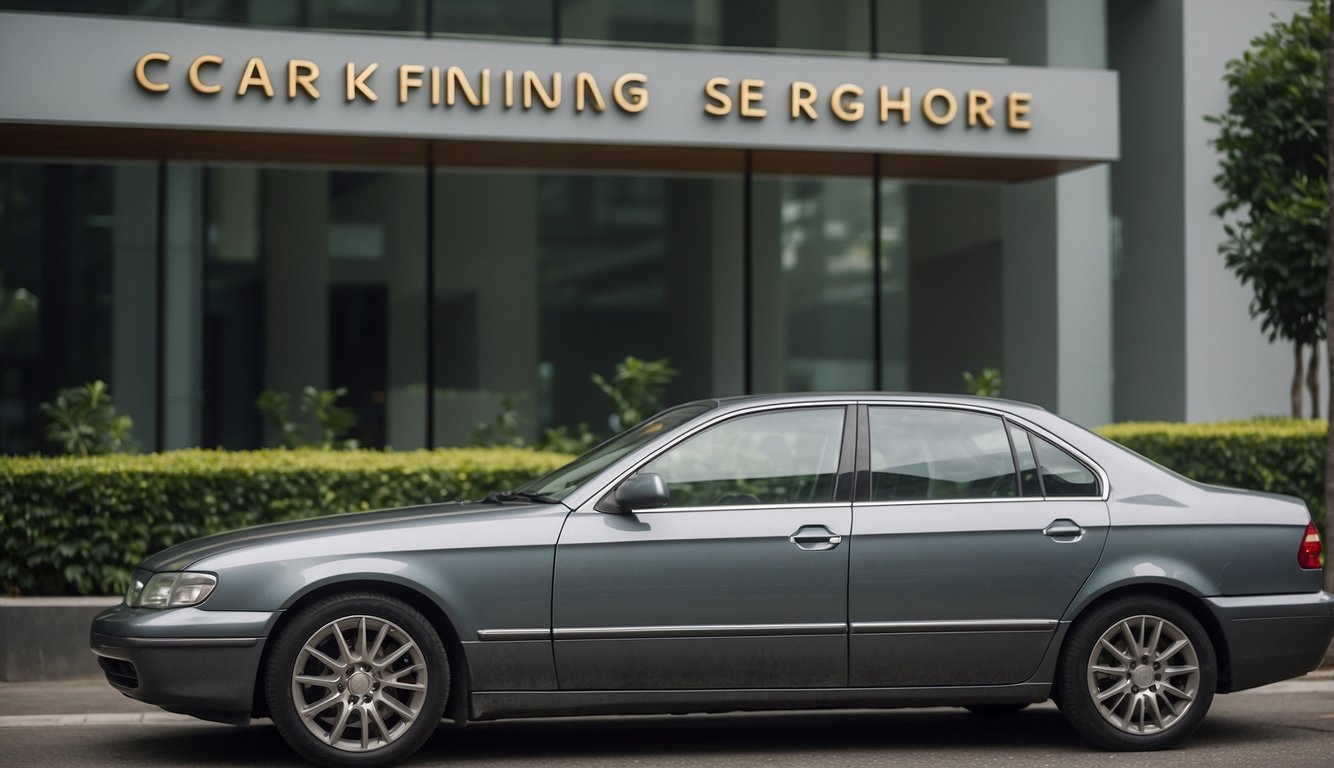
[1209,0,1329,418]
[1322,0,1334,592]
[39,380,136,456]
[591,356,679,431]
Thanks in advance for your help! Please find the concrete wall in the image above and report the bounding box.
[1180,0,1320,421]
[0,598,119,681]
[1113,0,1320,422]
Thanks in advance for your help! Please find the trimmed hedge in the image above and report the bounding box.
[1097,419,1326,529]
[0,448,573,597]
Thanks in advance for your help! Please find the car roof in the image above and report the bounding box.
[699,391,1051,416]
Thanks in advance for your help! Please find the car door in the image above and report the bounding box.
[849,404,1109,687]
[552,404,855,690]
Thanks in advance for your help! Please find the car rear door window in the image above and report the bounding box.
[640,407,845,507]
[868,408,1018,502]
[1008,422,1043,496]
[1031,434,1100,497]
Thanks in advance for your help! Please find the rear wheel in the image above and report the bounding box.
[1057,596,1215,751]
[265,592,448,767]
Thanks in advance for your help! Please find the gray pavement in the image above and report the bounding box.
[1,673,1332,767]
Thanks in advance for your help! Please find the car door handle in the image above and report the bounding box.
[789,525,843,551]
[1043,519,1084,541]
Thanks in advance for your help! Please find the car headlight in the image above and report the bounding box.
[126,572,217,609]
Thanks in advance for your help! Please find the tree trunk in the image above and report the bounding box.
[1292,342,1305,419]
[1307,343,1321,419]
[1323,10,1334,593]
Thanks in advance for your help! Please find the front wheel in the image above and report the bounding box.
[1056,596,1216,751]
[265,592,449,767]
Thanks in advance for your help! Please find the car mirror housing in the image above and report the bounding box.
[612,473,670,512]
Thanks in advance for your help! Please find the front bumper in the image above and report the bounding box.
[89,604,279,725]
[1205,591,1334,693]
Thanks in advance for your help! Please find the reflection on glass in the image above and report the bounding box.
[433,0,551,40]
[0,0,171,16]
[562,0,870,54]
[752,175,874,392]
[434,171,744,446]
[0,162,158,454]
[868,407,1017,501]
[644,407,844,507]
[201,167,427,449]
[184,0,424,35]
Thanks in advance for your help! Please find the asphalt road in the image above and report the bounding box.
[1,678,1331,768]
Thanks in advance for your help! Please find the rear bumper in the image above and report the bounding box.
[89,605,277,724]
[1205,591,1334,693]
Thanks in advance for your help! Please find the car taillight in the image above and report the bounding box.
[1298,523,1323,569]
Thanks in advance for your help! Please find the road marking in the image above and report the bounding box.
[0,712,198,728]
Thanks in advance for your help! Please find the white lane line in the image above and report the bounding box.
[0,712,200,728]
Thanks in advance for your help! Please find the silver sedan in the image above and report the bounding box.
[91,393,1334,767]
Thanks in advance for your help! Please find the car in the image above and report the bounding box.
[91,393,1334,766]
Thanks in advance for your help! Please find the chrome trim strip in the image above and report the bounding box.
[852,620,1058,634]
[475,628,553,641]
[854,498,1035,508]
[555,622,847,640]
[643,502,851,514]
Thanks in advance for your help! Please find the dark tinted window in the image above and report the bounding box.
[1008,422,1042,496]
[868,408,1017,502]
[1032,435,1100,497]
[642,408,845,507]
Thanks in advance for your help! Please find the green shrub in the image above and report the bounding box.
[0,448,573,597]
[1097,419,1326,529]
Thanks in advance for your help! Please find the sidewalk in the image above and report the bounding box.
[2,671,1331,725]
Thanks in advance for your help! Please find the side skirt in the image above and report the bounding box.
[470,683,1052,721]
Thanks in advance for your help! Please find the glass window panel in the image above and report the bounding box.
[201,166,426,449]
[0,0,170,16]
[642,407,844,507]
[752,175,874,391]
[184,0,425,35]
[1008,422,1042,496]
[868,407,1017,501]
[0,162,158,454]
[563,0,869,55]
[1032,435,1100,498]
[432,0,551,40]
[875,0,1048,65]
[433,170,744,447]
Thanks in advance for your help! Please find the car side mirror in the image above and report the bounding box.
[612,473,670,512]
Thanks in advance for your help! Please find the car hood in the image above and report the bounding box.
[138,500,563,573]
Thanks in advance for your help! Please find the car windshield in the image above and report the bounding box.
[518,403,715,500]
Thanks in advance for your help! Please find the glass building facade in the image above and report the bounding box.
[6,0,1297,454]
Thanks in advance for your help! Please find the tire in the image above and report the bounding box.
[964,703,1031,717]
[1056,595,1216,751]
[265,592,449,767]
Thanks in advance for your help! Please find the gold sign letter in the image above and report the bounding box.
[345,62,379,102]
[523,70,561,110]
[704,77,732,117]
[237,58,274,98]
[613,73,648,113]
[922,87,957,126]
[879,86,911,124]
[830,83,864,122]
[1007,92,1033,130]
[576,72,606,112]
[188,55,223,95]
[399,64,424,104]
[790,81,818,120]
[447,67,488,107]
[134,51,171,93]
[967,90,995,127]
[288,59,320,100]
[739,78,766,119]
